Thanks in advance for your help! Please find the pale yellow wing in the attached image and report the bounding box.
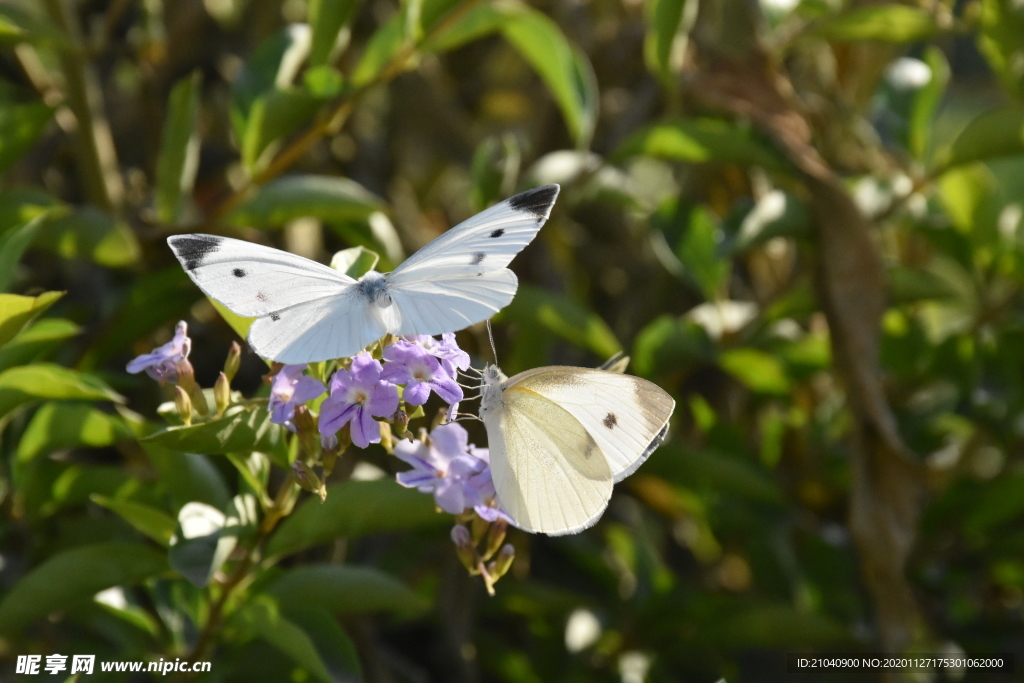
[505,367,675,482]
[485,389,613,536]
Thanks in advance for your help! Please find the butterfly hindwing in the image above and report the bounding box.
[168,234,355,317]
[506,367,675,482]
[486,387,613,536]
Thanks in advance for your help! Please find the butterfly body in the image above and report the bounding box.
[479,363,675,536]
[168,185,559,363]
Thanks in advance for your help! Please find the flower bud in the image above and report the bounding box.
[483,518,508,561]
[378,421,394,454]
[450,524,477,573]
[175,358,196,392]
[214,372,230,416]
[292,461,326,501]
[391,409,409,438]
[175,385,193,426]
[470,513,489,545]
[224,342,242,381]
[491,543,515,579]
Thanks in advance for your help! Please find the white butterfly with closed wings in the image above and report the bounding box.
[479,363,675,536]
[168,185,559,363]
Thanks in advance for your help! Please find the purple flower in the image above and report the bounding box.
[381,341,462,406]
[394,423,509,521]
[319,352,399,448]
[268,365,326,430]
[126,321,192,382]
[405,333,471,377]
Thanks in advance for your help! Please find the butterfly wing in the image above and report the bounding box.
[484,388,613,536]
[505,367,675,482]
[246,290,387,364]
[167,234,356,317]
[382,185,558,336]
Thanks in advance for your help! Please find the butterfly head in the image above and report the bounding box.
[479,364,507,415]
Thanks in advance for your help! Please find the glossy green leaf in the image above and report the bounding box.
[264,564,429,614]
[718,348,790,395]
[908,47,950,161]
[0,101,52,175]
[232,598,334,683]
[284,607,362,681]
[228,175,384,228]
[232,25,313,135]
[210,297,256,343]
[0,290,62,349]
[729,191,810,254]
[615,118,788,172]
[422,2,503,52]
[0,187,55,232]
[675,205,728,298]
[303,65,345,97]
[16,401,130,463]
[309,0,359,67]
[0,6,63,47]
[35,208,140,268]
[935,105,1024,171]
[156,71,202,225]
[90,495,176,546]
[169,502,238,587]
[0,317,79,372]
[644,0,687,81]
[632,315,715,378]
[978,0,1024,98]
[242,88,324,174]
[501,8,598,147]
[0,213,46,290]
[330,245,379,277]
[813,5,937,43]
[266,479,445,557]
[145,447,232,510]
[0,363,121,419]
[142,407,286,456]
[0,543,168,635]
[498,285,621,359]
[889,266,960,304]
[352,15,406,87]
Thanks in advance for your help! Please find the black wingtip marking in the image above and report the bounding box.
[506,184,559,220]
[490,228,505,238]
[233,268,246,278]
[471,252,486,265]
[169,234,222,272]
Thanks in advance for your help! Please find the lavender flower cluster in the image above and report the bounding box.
[127,326,507,524]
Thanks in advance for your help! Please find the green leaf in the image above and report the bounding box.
[303,65,345,98]
[145,447,232,510]
[501,8,598,147]
[284,607,362,681]
[0,187,55,232]
[16,401,130,463]
[889,266,960,304]
[330,246,379,277]
[615,118,788,172]
[0,100,53,175]
[935,105,1024,171]
[632,315,714,378]
[813,5,937,43]
[908,47,950,162]
[142,407,286,456]
[674,205,729,298]
[729,191,811,254]
[0,317,79,372]
[156,71,202,225]
[0,543,168,635]
[90,495,176,546]
[497,285,621,359]
[35,208,140,268]
[710,602,851,648]
[352,15,406,87]
[0,290,63,349]
[169,502,238,587]
[242,88,324,174]
[963,473,1024,536]
[228,175,384,228]
[309,0,359,67]
[938,163,995,233]
[978,0,1024,99]
[718,348,790,394]
[264,564,429,614]
[422,2,503,52]
[644,0,687,82]
[0,363,121,419]
[210,297,256,343]
[266,479,445,557]
[232,25,313,133]
[231,598,334,683]
[0,213,46,290]
[0,6,63,47]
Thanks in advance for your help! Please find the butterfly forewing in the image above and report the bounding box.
[486,388,613,536]
[168,234,354,317]
[385,270,518,337]
[506,367,675,483]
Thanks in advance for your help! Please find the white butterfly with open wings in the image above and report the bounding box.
[479,362,675,536]
[168,185,560,363]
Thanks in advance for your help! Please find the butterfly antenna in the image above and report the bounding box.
[486,320,498,365]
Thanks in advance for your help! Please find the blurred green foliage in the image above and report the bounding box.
[0,0,1023,680]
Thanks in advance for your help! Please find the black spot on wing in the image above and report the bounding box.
[233,268,246,278]
[603,413,618,429]
[256,292,269,302]
[270,313,281,321]
[506,184,559,220]
[490,228,505,238]
[170,234,222,272]
[471,252,486,265]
